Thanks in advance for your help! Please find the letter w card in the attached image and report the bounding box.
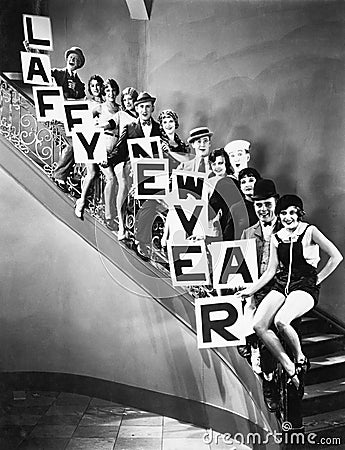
[195,295,246,348]
[209,239,258,289]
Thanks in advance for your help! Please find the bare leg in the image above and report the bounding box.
[79,163,97,204]
[114,161,130,238]
[274,290,314,363]
[99,165,115,220]
[253,291,296,377]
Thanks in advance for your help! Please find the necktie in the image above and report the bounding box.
[198,157,206,173]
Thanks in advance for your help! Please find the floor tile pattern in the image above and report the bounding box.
[0,391,219,449]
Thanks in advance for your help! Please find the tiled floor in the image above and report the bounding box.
[0,390,250,449]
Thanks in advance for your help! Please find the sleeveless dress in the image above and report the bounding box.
[272,224,320,305]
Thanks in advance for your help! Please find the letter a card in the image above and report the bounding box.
[195,295,246,348]
[209,239,258,289]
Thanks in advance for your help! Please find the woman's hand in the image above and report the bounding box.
[235,287,253,299]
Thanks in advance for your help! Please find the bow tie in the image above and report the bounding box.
[262,221,272,227]
[142,119,151,126]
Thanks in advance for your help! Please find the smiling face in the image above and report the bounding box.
[104,84,117,102]
[66,52,81,71]
[89,79,102,99]
[123,93,135,112]
[279,206,300,231]
[191,136,211,158]
[161,117,176,136]
[210,155,227,177]
[227,148,250,176]
[136,101,154,122]
[240,175,257,199]
[254,197,277,224]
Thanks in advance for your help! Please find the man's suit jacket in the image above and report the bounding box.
[108,118,161,164]
[241,221,281,269]
[51,68,85,99]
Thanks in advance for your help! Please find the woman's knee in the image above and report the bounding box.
[274,315,290,333]
[253,321,266,337]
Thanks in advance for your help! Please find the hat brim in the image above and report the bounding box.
[134,97,156,106]
[187,132,213,144]
[252,193,279,201]
[65,49,85,69]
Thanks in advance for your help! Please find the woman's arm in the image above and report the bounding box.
[311,226,343,284]
[237,239,279,297]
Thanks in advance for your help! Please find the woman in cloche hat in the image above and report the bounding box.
[237,194,343,398]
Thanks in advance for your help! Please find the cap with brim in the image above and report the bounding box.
[275,194,303,215]
[187,127,213,144]
[134,91,156,106]
[252,179,278,201]
[65,46,85,69]
[224,139,251,153]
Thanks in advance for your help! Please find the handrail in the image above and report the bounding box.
[0,75,278,433]
[1,72,35,104]
[0,71,213,300]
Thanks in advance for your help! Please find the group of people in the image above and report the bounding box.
[48,46,342,412]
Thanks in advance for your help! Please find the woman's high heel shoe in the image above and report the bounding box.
[296,356,310,373]
[287,366,305,399]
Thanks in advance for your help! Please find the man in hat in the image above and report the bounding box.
[224,139,251,180]
[108,92,162,257]
[177,127,213,173]
[51,46,86,100]
[241,178,281,412]
[52,46,86,190]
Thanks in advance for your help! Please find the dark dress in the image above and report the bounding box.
[208,176,246,241]
[272,225,320,305]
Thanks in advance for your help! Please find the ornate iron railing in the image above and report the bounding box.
[0,73,107,218]
[0,73,212,298]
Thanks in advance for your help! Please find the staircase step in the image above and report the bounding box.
[303,377,345,416]
[302,333,345,358]
[304,408,345,445]
[300,316,325,337]
[305,351,345,385]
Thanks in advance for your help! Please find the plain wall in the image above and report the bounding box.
[47,0,345,321]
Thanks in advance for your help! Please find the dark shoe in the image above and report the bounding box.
[105,218,116,231]
[287,366,305,399]
[262,379,278,412]
[237,344,251,362]
[54,179,68,193]
[296,356,311,373]
[135,243,150,262]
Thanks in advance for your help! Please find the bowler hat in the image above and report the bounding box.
[275,194,304,215]
[187,127,213,144]
[252,179,278,201]
[134,91,156,106]
[65,46,85,69]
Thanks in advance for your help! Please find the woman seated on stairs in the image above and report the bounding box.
[237,194,343,397]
